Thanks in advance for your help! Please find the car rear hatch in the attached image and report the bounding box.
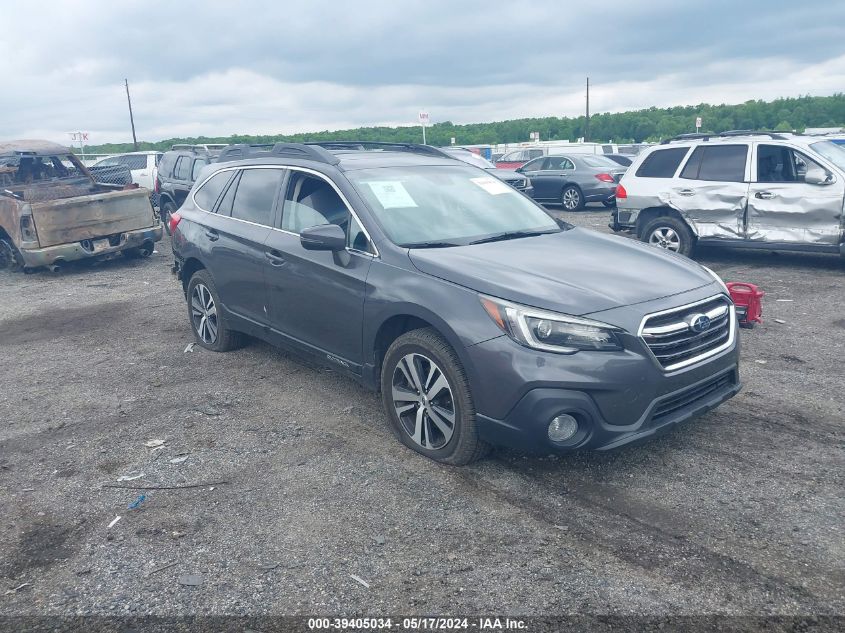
[29,188,155,248]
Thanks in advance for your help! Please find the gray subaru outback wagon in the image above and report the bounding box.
[170,142,741,465]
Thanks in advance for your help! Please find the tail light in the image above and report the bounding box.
[20,216,37,242]
[595,173,615,183]
[615,184,627,199]
[169,212,182,235]
[154,176,160,194]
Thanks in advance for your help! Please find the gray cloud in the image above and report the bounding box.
[1,0,844,143]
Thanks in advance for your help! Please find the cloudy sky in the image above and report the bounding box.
[2,0,844,144]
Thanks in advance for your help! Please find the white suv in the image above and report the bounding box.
[611,131,845,258]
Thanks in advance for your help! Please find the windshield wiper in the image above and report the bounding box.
[468,229,557,245]
[401,241,462,249]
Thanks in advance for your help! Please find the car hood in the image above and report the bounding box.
[408,228,714,316]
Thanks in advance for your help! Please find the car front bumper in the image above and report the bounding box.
[466,328,741,454]
[20,224,163,268]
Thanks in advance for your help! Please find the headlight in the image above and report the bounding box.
[701,266,729,295]
[480,295,623,354]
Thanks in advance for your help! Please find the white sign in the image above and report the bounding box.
[418,111,430,126]
[470,176,513,196]
[450,137,456,145]
[366,181,418,209]
[695,117,702,129]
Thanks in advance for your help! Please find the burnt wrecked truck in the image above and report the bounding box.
[0,140,163,272]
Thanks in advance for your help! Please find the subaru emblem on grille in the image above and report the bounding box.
[687,313,711,333]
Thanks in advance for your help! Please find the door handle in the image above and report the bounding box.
[265,250,286,266]
[204,229,219,242]
[677,189,695,196]
[755,191,775,199]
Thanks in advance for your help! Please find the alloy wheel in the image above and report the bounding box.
[562,188,581,210]
[391,353,456,450]
[649,227,681,252]
[191,283,218,344]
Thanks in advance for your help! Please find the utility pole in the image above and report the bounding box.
[125,78,139,151]
[585,77,590,142]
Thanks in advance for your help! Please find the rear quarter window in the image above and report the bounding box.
[635,148,690,178]
[193,171,232,211]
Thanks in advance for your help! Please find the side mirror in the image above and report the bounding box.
[804,165,834,186]
[300,224,346,251]
[515,166,524,173]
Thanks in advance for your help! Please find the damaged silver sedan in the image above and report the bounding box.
[611,131,845,258]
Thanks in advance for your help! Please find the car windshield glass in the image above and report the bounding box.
[809,141,845,171]
[0,154,86,186]
[580,155,619,168]
[347,165,561,247]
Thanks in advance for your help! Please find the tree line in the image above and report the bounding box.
[81,93,845,154]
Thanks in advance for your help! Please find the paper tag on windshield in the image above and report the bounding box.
[470,176,512,195]
[366,181,417,208]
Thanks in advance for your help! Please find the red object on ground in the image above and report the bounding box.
[727,282,765,328]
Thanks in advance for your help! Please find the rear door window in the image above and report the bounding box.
[635,148,689,178]
[681,145,748,182]
[231,168,283,226]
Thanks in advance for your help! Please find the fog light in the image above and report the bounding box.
[548,414,579,442]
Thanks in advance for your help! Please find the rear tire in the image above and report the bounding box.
[161,200,177,235]
[641,215,695,257]
[381,327,489,465]
[0,238,23,272]
[561,185,584,211]
[186,270,245,352]
[123,242,154,259]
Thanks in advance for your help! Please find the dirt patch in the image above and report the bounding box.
[0,300,133,346]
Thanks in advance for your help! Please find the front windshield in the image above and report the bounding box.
[809,141,845,171]
[347,165,560,247]
[581,155,620,168]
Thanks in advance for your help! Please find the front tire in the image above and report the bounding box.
[381,328,489,465]
[641,216,695,257]
[561,185,584,211]
[186,270,244,352]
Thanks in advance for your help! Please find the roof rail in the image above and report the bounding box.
[215,143,341,166]
[306,141,448,158]
[660,130,788,144]
[216,144,274,163]
[171,144,226,153]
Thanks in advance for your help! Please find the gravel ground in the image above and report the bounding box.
[0,207,843,619]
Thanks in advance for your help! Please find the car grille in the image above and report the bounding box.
[640,296,734,371]
[504,178,527,189]
[650,370,737,426]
